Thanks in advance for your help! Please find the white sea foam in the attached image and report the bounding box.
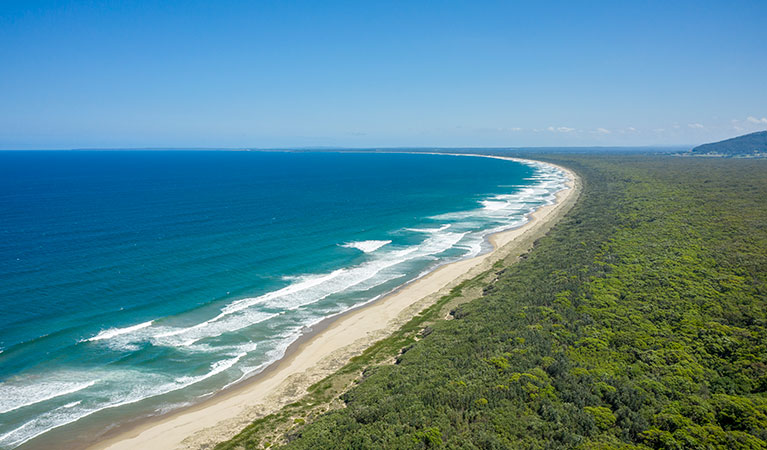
[405,224,451,233]
[0,379,98,414]
[109,231,468,354]
[456,238,485,258]
[85,321,154,342]
[151,310,280,347]
[431,165,566,223]
[192,231,466,324]
[480,200,508,211]
[0,382,152,448]
[341,240,392,253]
[174,352,247,386]
[0,354,257,449]
[221,269,345,317]
[75,230,470,353]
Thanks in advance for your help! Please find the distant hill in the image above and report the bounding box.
[686,130,767,157]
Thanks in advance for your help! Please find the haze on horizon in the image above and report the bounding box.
[1,0,766,150]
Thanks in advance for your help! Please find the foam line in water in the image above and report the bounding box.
[77,229,474,352]
[85,321,154,342]
[340,240,392,253]
[404,224,451,233]
[0,379,98,414]
[0,351,256,449]
[174,352,248,385]
[480,200,508,211]
[199,231,466,320]
[151,311,280,345]
[221,269,346,316]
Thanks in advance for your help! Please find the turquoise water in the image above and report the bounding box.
[0,151,567,448]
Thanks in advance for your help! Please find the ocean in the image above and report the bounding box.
[0,151,568,449]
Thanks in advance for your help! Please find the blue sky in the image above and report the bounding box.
[1,0,766,149]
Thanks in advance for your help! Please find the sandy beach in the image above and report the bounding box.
[87,155,580,450]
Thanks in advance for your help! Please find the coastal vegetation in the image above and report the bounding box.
[219,154,767,449]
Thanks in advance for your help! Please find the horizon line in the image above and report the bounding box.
[0,144,691,152]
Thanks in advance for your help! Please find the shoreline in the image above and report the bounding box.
[68,155,579,450]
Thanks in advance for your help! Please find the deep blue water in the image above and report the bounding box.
[0,151,567,448]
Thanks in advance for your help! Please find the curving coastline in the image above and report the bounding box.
[82,155,580,450]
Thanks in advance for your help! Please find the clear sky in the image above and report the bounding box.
[1,0,766,149]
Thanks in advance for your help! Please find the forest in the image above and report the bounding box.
[218,154,767,449]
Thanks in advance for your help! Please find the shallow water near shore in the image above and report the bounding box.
[0,151,568,449]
